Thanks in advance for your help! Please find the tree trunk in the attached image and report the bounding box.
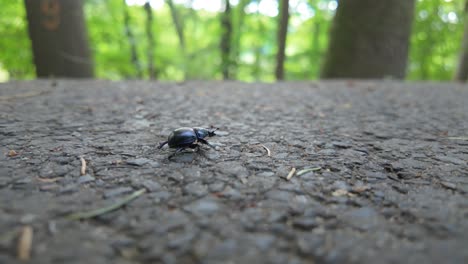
[321,0,416,79]
[123,0,142,78]
[455,0,468,81]
[220,0,232,80]
[24,0,94,78]
[144,1,157,79]
[275,0,289,81]
[167,0,186,79]
[231,0,249,79]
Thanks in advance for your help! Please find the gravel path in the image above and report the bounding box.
[1,80,467,264]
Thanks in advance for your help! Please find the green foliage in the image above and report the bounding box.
[0,0,466,81]
[408,0,465,80]
[0,1,35,80]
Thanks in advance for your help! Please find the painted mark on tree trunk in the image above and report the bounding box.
[40,0,60,31]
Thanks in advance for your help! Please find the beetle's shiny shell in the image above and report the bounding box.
[167,127,197,148]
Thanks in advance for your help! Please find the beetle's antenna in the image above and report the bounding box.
[208,127,218,137]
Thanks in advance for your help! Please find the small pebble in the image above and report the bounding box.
[103,187,134,199]
[77,174,95,184]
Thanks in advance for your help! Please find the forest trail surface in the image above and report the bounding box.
[0,80,467,263]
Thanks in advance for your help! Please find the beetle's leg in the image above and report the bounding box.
[187,144,201,152]
[168,147,186,159]
[158,141,168,149]
[199,139,215,149]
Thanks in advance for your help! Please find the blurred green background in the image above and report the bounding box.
[0,0,465,82]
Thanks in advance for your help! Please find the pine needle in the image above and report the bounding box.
[296,167,322,176]
[447,137,468,140]
[66,189,146,220]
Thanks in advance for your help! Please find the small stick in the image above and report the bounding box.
[17,226,33,261]
[66,189,146,220]
[80,156,86,175]
[260,144,271,157]
[286,167,296,181]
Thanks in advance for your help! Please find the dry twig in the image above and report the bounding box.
[260,144,271,157]
[286,167,296,181]
[17,226,33,261]
[80,156,87,175]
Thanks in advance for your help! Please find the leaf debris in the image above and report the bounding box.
[8,150,18,157]
[66,188,146,220]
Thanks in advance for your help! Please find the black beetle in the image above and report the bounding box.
[158,127,218,158]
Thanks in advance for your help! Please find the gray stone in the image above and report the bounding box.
[292,217,318,230]
[249,234,275,251]
[103,187,134,199]
[39,163,72,178]
[342,207,380,231]
[142,180,162,192]
[266,190,293,202]
[184,198,221,215]
[208,182,225,192]
[77,174,95,184]
[167,231,197,249]
[183,182,208,197]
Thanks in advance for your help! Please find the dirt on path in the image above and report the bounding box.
[0,80,467,264]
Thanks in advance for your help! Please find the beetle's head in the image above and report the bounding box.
[194,127,218,139]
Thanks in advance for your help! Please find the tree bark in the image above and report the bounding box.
[24,0,94,78]
[220,0,232,80]
[144,1,157,79]
[275,0,289,81]
[455,0,468,81]
[321,0,416,79]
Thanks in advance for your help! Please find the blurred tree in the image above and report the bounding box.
[24,0,94,77]
[123,0,142,78]
[408,0,463,80]
[144,1,157,79]
[167,0,187,79]
[455,0,468,81]
[275,0,290,80]
[321,0,416,79]
[231,0,250,79]
[220,0,233,80]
